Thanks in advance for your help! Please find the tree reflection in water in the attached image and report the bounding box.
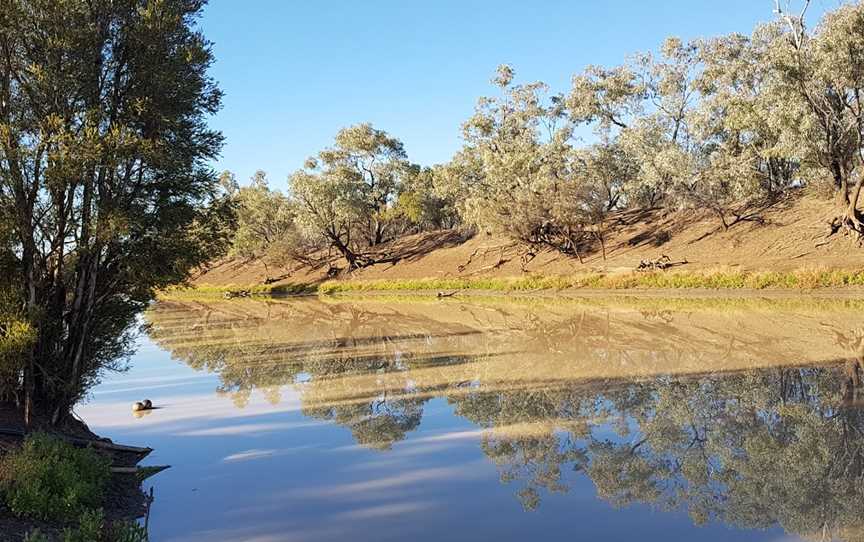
[146,298,864,541]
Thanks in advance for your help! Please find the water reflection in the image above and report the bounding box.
[145,297,864,541]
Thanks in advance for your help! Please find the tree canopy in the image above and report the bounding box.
[0,0,229,422]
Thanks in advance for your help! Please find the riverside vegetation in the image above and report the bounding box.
[208,0,864,293]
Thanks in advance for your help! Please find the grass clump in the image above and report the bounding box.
[317,275,579,294]
[0,433,110,523]
[160,282,316,300]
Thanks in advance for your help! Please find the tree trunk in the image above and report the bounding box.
[371,219,384,246]
[847,175,864,220]
[842,358,863,405]
[331,236,360,270]
[715,206,730,231]
[828,170,864,238]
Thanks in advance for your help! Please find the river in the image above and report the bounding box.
[76,296,864,541]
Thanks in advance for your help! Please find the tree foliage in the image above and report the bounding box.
[771,1,864,233]
[289,123,427,269]
[438,2,864,250]
[225,170,298,278]
[0,0,229,421]
[217,2,864,279]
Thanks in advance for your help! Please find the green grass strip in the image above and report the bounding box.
[159,268,864,300]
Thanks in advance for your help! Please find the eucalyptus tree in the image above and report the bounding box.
[567,39,705,210]
[227,170,298,281]
[0,0,227,422]
[459,65,603,256]
[697,29,799,199]
[290,124,411,269]
[665,29,797,229]
[772,1,864,236]
[568,34,788,228]
[624,38,706,208]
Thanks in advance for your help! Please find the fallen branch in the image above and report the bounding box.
[636,255,688,272]
[457,245,509,273]
[110,465,171,481]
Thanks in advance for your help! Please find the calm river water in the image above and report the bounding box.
[77,296,864,541]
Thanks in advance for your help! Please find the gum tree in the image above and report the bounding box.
[290,124,411,269]
[772,1,864,236]
[227,170,297,282]
[459,65,594,256]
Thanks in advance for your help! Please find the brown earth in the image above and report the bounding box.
[193,193,864,288]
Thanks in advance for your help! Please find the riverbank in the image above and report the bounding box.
[177,195,864,301]
[160,267,864,301]
[0,407,157,542]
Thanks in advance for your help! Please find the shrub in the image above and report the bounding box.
[25,511,148,542]
[23,530,51,542]
[108,520,149,542]
[0,433,110,522]
[62,508,104,542]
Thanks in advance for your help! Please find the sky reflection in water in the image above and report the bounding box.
[77,297,864,542]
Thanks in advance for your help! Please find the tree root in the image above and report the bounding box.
[825,212,864,245]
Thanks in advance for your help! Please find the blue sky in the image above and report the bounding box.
[201,0,837,190]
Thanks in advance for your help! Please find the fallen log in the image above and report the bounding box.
[111,465,170,481]
[636,255,688,272]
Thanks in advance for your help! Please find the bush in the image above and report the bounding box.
[62,508,104,542]
[0,433,110,522]
[25,511,148,542]
[107,520,148,542]
[23,530,51,542]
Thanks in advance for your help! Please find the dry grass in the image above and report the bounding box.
[317,267,864,293]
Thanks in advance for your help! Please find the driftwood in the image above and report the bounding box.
[636,255,688,272]
[223,290,251,299]
[111,465,171,480]
[436,291,458,298]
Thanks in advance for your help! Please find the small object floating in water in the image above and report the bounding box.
[133,399,154,413]
[436,291,457,298]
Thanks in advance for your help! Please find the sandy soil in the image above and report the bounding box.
[193,193,864,288]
